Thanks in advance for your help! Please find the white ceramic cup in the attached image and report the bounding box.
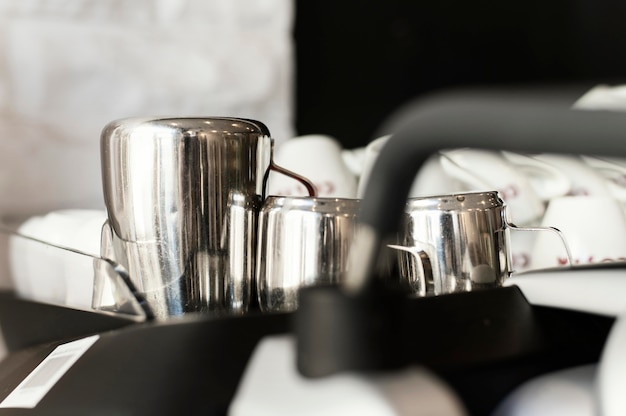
[523,154,613,198]
[501,154,620,272]
[357,135,464,199]
[581,155,626,204]
[500,151,571,202]
[530,196,626,269]
[64,213,108,308]
[508,230,536,273]
[341,146,367,178]
[439,149,546,225]
[406,154,468,198]
[268,135,358,198]
[356,135,391,198]
[10,209,107,308]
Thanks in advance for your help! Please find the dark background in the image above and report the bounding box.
[293,1,626,149]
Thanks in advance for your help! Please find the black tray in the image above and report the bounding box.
[0,285,613,416]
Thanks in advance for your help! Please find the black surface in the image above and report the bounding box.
[296,283,614,415]
[294,0,626,148]
[442,305,614,415]
[296,284,543,378]
[0,291,137,352]
[0,285,614,415]
[296,280,409,377]
[0,310,292,416]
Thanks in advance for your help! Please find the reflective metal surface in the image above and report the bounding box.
[393,191,510,296]
[257,196,361,313]
[101,117,279,318]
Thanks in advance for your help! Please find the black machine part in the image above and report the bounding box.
[337,91,626,291]
[296,90,626,381]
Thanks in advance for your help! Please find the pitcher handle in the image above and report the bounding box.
[507,221,574,267]
[387,244,432,297]
[262,140,318,199]
[268,161,318,198]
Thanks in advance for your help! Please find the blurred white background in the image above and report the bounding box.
[0,0,295,220]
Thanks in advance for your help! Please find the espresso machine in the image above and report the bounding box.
[0,92,625,415]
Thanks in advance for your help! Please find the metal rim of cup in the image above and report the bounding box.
[405,190,503,212]
[262,196,362,213]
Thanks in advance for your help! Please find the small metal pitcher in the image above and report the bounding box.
[256,196,361,313]
[389,191,572,297]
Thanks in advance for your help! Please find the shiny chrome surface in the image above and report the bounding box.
[394,191,510,296]
[101,117,274,318]
[257,196,361,313]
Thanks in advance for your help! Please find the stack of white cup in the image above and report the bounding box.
[9,209,107,309]
[344,134,626,273]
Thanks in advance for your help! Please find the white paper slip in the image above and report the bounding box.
[0,335,100,409]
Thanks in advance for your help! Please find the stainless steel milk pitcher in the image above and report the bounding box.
[256,196,362,313]
[392,191,509,296]
[100,117,313,318]
[389,191,572,297]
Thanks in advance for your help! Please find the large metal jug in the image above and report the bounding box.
[100,117,313,318]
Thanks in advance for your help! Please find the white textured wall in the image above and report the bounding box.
[0,0,295,219]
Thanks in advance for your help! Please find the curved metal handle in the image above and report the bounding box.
[346,91,626,293]
[387,244,432,297]
[507,221,574,269]
[263,140,318,199]
[268,161,318,198]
